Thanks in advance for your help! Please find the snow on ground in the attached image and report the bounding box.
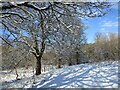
[0,66,52,88]
[1,67,34,88]
[0,61,119,89]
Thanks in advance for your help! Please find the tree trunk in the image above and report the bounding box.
[69,58,72,66]
[58,58,61,68]
[76,51,80,64]
[35,56,42,75]
[35,40,45,75]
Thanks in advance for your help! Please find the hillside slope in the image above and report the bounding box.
[32,61,118,88]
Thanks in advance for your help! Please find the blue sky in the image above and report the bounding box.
[82,2,119,43]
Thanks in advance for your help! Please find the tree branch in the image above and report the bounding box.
[1,12,28,19]
[1,2,53,12]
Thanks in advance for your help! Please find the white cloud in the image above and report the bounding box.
[99,20,118,33]
[100,28,105,31]
[99,27,109,33]
[101,20,118,28]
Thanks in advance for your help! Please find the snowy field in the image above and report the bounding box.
[0,61,119,89]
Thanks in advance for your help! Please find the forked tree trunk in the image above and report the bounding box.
[35,13,45,75]
[35,40,45,75]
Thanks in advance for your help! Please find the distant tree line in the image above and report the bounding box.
[84,32,118,62]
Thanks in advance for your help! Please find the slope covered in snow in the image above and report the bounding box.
[32,61,118,88]
[1,61,118,88]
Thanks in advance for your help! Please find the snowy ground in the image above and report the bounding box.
[0,61,119,89]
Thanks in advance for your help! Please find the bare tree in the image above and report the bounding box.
[1,2,112,75]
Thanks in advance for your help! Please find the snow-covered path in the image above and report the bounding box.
[32,61,118,88]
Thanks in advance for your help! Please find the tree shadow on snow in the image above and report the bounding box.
[32,64,118,88]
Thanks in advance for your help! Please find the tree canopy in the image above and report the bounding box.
[0,1,112,75]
